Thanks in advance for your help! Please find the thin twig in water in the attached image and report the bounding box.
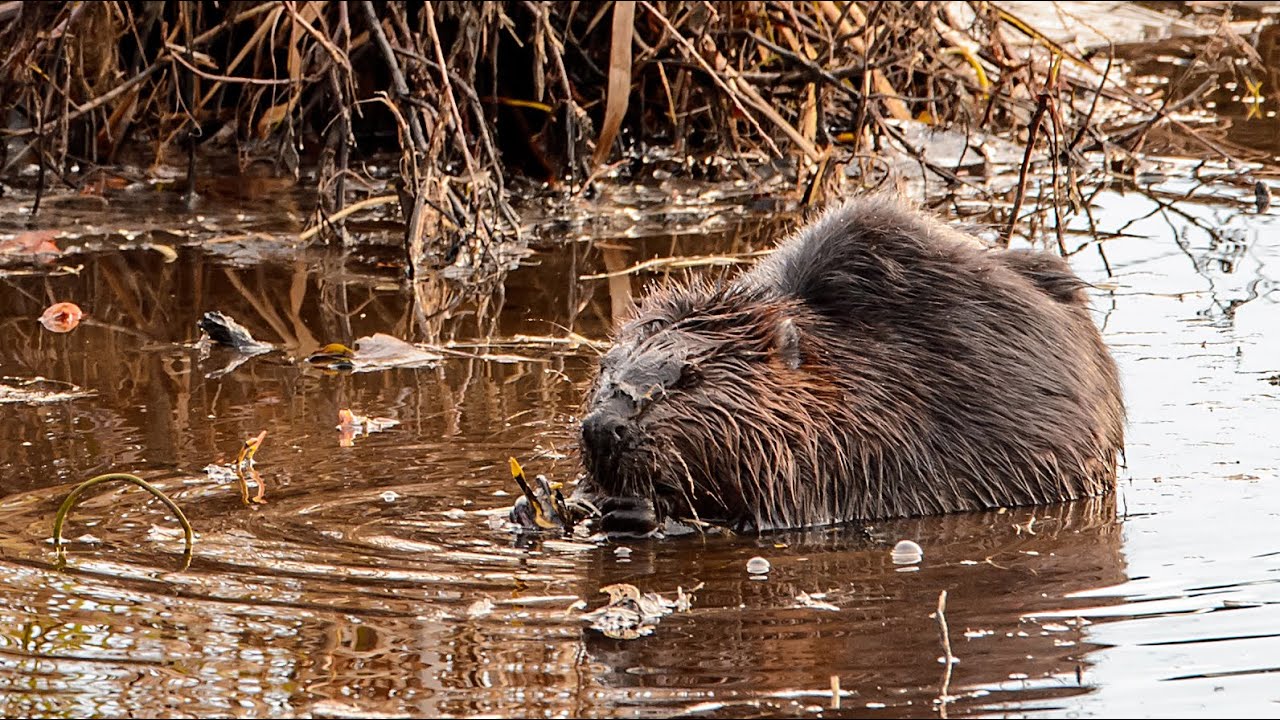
[936,589,955,718]
[299,193,399,242]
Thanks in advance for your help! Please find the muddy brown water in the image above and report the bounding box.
[0,165,1278,718]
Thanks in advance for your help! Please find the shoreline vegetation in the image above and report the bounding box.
[0,1,1270,274]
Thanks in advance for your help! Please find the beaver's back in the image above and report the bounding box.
[744,198,1125,518]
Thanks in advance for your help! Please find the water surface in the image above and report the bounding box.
[1,163,1279,718]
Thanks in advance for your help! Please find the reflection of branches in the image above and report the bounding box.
[222,266,297,346]
[1067,183,1112,277]
[1139,186,1274,323]
[287,258,320,352]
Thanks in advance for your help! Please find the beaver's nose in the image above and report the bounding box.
[581,409,629,454]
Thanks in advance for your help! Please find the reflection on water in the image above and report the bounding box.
[0,164,1278,718]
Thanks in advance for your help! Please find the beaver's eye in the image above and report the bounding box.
[634,318,667,342]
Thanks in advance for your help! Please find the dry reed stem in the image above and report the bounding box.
[592,1,636,169]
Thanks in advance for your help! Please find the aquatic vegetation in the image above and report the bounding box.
[52,473,194,571]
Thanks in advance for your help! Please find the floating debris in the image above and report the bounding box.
[0,230,60,261]
[337,409,400,447]
[466,598,495,618]
[309,700,412,720]
[306,343,356,370]
[580,582,701,640]
[891,540,924,565]
[197,311,274,354]
[795,591,840,612]
[746,556,772,575]
[506,457,576,534]
[307,334,441,372]
[145,243,179,262]
[0,377,94,405]
[196,311,275,377]
[38,302,83,333]
[202,464,239,484]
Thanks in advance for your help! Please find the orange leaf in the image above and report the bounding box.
[39,302,83,333]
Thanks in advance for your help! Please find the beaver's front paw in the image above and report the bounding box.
[598,496,662,538]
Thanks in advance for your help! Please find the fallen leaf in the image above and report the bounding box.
[308,334,441,372]
[39,302,83,333]
[0,230,60,259]
[795,591,841,612]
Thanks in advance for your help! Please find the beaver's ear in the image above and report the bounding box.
[774,317,802,370]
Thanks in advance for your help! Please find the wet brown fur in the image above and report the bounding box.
[576,197,1125,532]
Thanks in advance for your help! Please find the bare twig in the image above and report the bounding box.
[299,194,399,242]
[360,0,426,152]
[936,590,955,718]
[1005,93,1050,246]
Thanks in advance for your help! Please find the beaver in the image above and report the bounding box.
[569,197,1125,535]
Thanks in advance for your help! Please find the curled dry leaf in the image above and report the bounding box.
[506,457,579,534]
[237,430,268,471]
[236,430,269,505]
[39,302,84,333]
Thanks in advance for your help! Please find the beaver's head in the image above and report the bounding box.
[578,278,845,532]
